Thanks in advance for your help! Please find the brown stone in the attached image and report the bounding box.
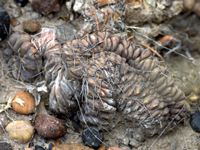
[30,0,61,15]
[35,115,67,139]
[23,20,41,33]
[12,90,36,115]
[10,19,20,27]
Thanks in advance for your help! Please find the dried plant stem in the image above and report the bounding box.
[93,9,100,31]
[100,12,108,31]
[140,43,164,61]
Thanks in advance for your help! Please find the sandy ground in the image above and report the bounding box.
[1,0,200,150]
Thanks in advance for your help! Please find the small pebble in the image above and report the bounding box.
[6,120,34,143]
[56,23,77,42]
[25,148,33,150]
[190,111,200,133]
[10,19,20,27]
[12,90,36,114]
[30,0,61,15]
[35,145,45,150]
[187,93,199,103]
[14,0,29,7]
[35,115,67,139]
[0,142,13,150]
[107,147,122,150]
[48,143,54,150]
[0,2,10,41]
[30,12,42,20]
[82,128,104,149]
[23,20,41,33]
[12,7,22,18]
[52,143,94,150]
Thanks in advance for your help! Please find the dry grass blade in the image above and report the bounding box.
[140,43,164,61]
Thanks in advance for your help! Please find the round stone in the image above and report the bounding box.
[0,2,10,41]
[23,20,41,33]
[82,128,104,149]
[35,115,67,139]
[190,111,200,133]
[6,120,34,143]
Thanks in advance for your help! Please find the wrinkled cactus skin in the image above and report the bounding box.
[4,32,42,81]
[44,31,186,136]
[5,30,187,138]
